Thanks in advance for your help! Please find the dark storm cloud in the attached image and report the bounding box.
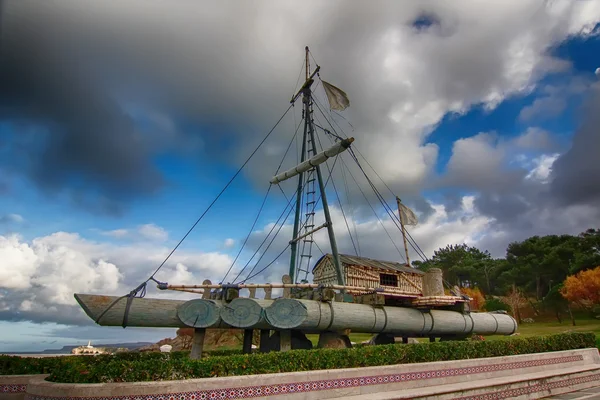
[550,83,600,206]
[0,2,164,214]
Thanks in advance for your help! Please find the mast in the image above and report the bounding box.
[288,46,345,286]
[396,196,411,266]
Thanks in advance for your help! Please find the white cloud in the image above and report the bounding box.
[512,127,555,150]
[526,153,560,183]
[98,223,168,242]
[0,230,233,325]
[224,238,235,249]
[137,223,168,241]
[0,213,24,224]
[519,96,567,122]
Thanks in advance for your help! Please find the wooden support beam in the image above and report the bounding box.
[190,328,206,360]
[259,329,270,353]
[264,287,272,300]
[201,280,212,299]
[280,330,292,352]
[282,275,292,298]
[248,286,257,299]
[242,329,254,354]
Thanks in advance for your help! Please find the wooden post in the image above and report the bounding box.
[248,285,257,299]
[201,280,212,299]
[259,329,271,353]
[282,275,292,298]
[264,286,272,300]
[243,329,254,354]
[190,328,206,360]
[280,330,292,352]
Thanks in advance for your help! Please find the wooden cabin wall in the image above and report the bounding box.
[312,257,340,285]
[347,265,423,295]
[312,257,424,296]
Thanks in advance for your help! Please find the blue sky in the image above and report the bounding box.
[1,0,599,352]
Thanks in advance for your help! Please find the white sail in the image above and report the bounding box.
[399,203,418,226]
[322,81,350,111]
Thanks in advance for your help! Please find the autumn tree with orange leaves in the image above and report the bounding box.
[461,287,485,311]
[560,266,600,311]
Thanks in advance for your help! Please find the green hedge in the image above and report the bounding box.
[1,333,595,383]
[0,349,243,376]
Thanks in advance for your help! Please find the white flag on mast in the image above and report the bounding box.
[322,81,350,111]
[399,203,418,226]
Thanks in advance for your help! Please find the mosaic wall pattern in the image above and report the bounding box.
[451,372,600,400]
[1,383,27,393]
[23,354,587,400]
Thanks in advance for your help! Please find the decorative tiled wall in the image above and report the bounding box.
[451,373,600,400]
[24,354,588,400]
[0,384,27,394]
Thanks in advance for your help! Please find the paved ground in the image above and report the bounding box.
[546,386,600,399]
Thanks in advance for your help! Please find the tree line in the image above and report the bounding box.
[412,228,600,321]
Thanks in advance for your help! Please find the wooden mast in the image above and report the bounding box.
[288,48,311,282]
[289,46,345,286]
[396,196,411,266]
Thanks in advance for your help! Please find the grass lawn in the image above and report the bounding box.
[485,318,600,341]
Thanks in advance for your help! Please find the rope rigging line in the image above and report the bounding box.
[340,152,361,256]
[148,103,295,282]
[316,98,431,263]
[313,92,425,264]
[238,198,297,284]
[314,121,359,257]
[221,113,306,284]
[318,130,404,261]
[314,112,403,259]
[347,147,429,262]
[230,183,302,284]
[240,130,343,284]
[220,184,272,284]
[94,103,295,328]
[337,152,406,262]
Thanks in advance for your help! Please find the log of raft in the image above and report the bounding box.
[220,298,274,329]
[264,298,517,336]
[74,294,230,328]
[75,293,517,336]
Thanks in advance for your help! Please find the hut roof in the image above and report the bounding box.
[312,253,425,275]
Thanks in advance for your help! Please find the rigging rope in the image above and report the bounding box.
[314,124,359,257]
[148,103,294,282]
[221,113,305,284]
[95,103,294,328]
[230,184,301,283]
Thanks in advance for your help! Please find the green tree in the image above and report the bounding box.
[415,244,493,288]
[570,229,600,274]
[504,235,578,300]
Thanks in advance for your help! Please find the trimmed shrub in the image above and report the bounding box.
[483,297,512,313]
[17,332,592,383]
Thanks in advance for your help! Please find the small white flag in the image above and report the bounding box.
[322,81,350,111]
[399,203,418,226]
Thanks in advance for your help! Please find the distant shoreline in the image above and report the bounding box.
[1,353,74,358]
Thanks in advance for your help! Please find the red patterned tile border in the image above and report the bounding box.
[24,354,584,400]
[451,372,600,400]
[1,383,27,393]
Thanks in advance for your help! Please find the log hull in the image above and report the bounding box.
[75,294,517,336]
[74,294,230,328]
[264,299,517,336]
